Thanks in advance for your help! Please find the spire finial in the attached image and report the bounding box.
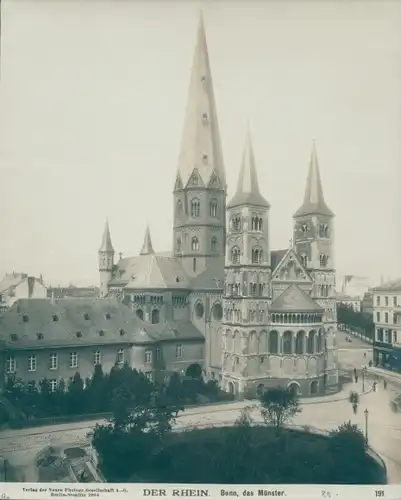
[99,219,114,253]
[140,224,154,255]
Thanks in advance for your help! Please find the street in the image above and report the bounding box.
[1,333,401,483]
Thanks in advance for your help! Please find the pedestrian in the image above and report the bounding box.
[384,379,387,390]
[364,352,366,358]
[369,360,373,367]
[352,402,358,414]
[355,375,359,383]
[373,381,377,392]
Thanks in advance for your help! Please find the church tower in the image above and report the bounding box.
[221,130,271,398]
[293,143,337,360]
[173,14,226,277]
[99,220,114,298]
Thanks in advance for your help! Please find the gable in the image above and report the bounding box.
[186,168,205,188]
[174,174,183,191]
[207,169,223,189]
[271,248,312,283]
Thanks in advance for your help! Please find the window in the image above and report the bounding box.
[385,296,389,306]
[202,154,208,164]
[394,296,398,307]
[385,312,389,323]
[393,331,397,343]
[105,312,111,320]
[145,349,152,363]
[98,329,105,336]
[176,238,181,252]
[28,355,36,372]
[202,113,208,125]
[252,248,263,264]
[156,347,161,360]
[191,237,199,251]
[23,314,29,323]
[393,314,397,325]
[319,224,328,238]
[251,217,263,231]
[84,313,90,320]
[191,199,200,217]
[136,309,144,320]
[6,355,16,374]
[117,348,124,365]
[320,254,328,267]
[50,353,58,370]
[376,311,380,322]
[94,350,101,365]
[175,344,183,358]
[231,247,240,265]
[376,296,380,306]
[377,328,383,342]
[176,199,183,215]
[231,216,241,232]
[151,309,160,324]
[195,302,204,318]
[300,254,308,268]
[301,223,308,235]
[76,331,82,338]
[10,334,18,342]
[210,199,218,217]
[193,258,197,272]
[69,352,78,368]
[52,314,59,322]
[50,380,57,393]
[250,283,257,296]
[37,332,44,340]
[211,236,217,252]
[213,303,223,320]
[119,328,125,336]
[145,372,154,382]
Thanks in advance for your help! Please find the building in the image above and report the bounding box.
[372,279,401,371]
[1,15,339,397]
[47,285,100,300]
[335,293,362,312]
[0,273,47,311]
[1,298,203,389]
[97,15,338,397]
[361,291,373,316]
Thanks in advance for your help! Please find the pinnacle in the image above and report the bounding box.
[99,220,114,253]
[140,225,155,255]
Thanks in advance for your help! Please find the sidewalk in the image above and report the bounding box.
[299,380,372,405]
[367,367,401,386]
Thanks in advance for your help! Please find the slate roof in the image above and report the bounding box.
[0,298,204,350]
[270,284,323,312]
[371,279,401,292]
[109,254,190,290]
[190,256,225,290]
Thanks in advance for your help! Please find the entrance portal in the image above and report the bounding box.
[287,382,300,397]
[227,381,235,395]
[310,380,319,395]
[185,363,202,379]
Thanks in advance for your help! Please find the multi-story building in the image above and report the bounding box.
[1,15,339,397]
[47,285,100,300]
[361,291,373,316]
[0,273,47,312]
[336,293,362,312]
[372,279,401,371]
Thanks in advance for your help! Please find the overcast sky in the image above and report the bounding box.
[0,0,400,287]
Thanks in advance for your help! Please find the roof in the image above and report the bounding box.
[140,225,154,255]
[109,254,190,290]
[176,13,226,188]
[47,286,100,299]
[0,273,44,298]
[270,249,287,273]
[371,279,401,292]
[227,128,270,209]
[190,256,225,290]
[99,220,114,253]
[0,298,204,350]
[270,284,323,312]
[293,142,334,218]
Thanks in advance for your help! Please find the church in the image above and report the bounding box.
[99,14,339,398]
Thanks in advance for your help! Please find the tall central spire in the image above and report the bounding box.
[228,127,270,209]
[294,142,334,218]
[99,220,114,253]
[176,12,226,188]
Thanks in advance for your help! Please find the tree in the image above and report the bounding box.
[67,372,85,414]
[259,387,301,432]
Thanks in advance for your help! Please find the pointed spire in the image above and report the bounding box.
[176,12,226,189]
[140,225,154,255]
[99,220,114,253]
[227,127,270,209]
[293,141,334,218]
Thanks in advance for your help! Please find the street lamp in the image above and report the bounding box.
[364,408,369,445]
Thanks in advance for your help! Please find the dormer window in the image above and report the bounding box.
[22,314,29,323]
[10,333,18,342]
[76,331,82,338]
[105,313,111,320]
[84,313,90,320]
[37,332,44,340]
[99,329,105,336]
[119,328,125,336]
[202,113,208,125]
[202,154,208,164]
[52,314,59,322]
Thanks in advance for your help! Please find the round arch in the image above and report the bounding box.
[287,381,300,397]
[186,363,203,379]
[310,380,319,395]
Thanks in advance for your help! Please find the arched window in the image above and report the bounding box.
[307,330,316,354]
[176,237,181,252]
[151,309,160,324]
[301,223,308,236]
[191,199,200,218]
[136,309,144,320]
[210,199,218,217]
[195,302,204,318]
[268,331,279,354]
[282,331,293,354]
[213,303,223,320]
[191,237,199,251]
[211,236,217,252]
[258,283,264,296]
[231,247,240,265]
[300,254,308,268]
[252,248,263,264]
[295,331,305,354]
[176,199,183,216]
[251,217,263,231]
[231,216,241,232]
[320,254,328,267]
[193,258,196,272]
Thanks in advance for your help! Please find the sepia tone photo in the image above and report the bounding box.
[0,0,400,491]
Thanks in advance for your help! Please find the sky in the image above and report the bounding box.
[0,0,400,287]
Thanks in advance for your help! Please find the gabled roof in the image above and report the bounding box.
[190,256,225,290]
[227,128,270,209]
[176,13,226,188]
[271,247,312,283]
[270,284,323,312]
[111,254,190,290]
[135,321,204,343]
[293,142,334,218]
